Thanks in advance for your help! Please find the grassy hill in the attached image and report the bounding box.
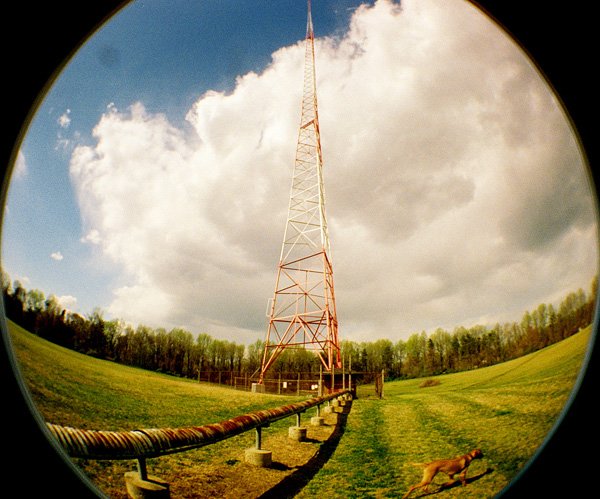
[298,326,593,498]
[7,319,305,430]
[6,319,593,498]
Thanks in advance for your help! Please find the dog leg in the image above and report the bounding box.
[402,484,418,499]
[403,477,432,499]
[402,482,425,499]
[440,473,457,489]
[401,487,414,499]
[460,470,468,486]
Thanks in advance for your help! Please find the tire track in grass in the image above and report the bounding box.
[302,331,590,498]
[381,396,462,497]
[375,395,498,498]
[394,397,510,497]
[298,399,399,498]
[440,389,564,431]
[337,399,396,497]
[413,394,538,492]
[302,393,535,498]
[426,381,572,482]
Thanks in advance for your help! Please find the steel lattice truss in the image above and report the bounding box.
[259,1,341,383]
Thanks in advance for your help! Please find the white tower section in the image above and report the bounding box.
[259,0,341,383]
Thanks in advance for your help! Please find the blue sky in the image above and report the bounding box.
[4,0,374,316]
[2,0,597,343]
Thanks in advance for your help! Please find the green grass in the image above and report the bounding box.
[7,320,306,431]
[298,327,593,498]
[7,320,313,497]
[6,320,593,498]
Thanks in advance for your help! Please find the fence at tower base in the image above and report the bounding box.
[195,369,383,397]
[238,371,383,397]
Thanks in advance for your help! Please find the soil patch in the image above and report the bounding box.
[79,409,350,498]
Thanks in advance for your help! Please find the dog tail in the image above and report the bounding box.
[408,462,427,468]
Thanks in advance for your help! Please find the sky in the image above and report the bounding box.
[2,0,597,344]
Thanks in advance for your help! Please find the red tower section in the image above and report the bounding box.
[259,0,341,384]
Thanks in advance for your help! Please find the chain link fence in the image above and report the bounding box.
[195,370,384,397]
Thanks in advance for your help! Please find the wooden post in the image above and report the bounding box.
[342,355,346,390]
[278,373,282,394]
[331,368,334,393]
[297,372,300,396]
[319,365,323,397]
[381,369,385,399]
[349,356,352,395]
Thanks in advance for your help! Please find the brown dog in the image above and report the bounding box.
[402,449,483,498]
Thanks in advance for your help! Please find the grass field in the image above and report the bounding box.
[7,320,593,498]
[7,320,305,431]
[297,326,592,498]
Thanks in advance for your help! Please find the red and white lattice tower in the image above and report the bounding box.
[258,0,341,383]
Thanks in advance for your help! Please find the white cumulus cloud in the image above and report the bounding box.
[80,229,102,245]
[50,251,64,261]
[58,109,71,128]
[56,295,78,311]
[69,0,597,342]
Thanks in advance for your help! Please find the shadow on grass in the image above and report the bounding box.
[414,468,495,498]
[258,410,350,499]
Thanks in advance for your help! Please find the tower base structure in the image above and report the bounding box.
[251,383,265,393]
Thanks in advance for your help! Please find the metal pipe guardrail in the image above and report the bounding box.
[46,389,350,461]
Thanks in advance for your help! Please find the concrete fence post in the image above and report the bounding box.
[311,403,324,426]
[289,409,308,442]
[48,389,352,491]
[245,425,272,467]
[124,458,170,498]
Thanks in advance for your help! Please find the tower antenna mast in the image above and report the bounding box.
[258,0,341,384]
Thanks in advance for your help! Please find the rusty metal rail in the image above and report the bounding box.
[47,389,350,461]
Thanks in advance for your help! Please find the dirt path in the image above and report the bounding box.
[80,405,351,498]
[170,409,350,498]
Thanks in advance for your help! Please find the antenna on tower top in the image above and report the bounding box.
[307,0,314,39]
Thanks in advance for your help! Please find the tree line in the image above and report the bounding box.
[2,270,596,381]
[342,280,595,379]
